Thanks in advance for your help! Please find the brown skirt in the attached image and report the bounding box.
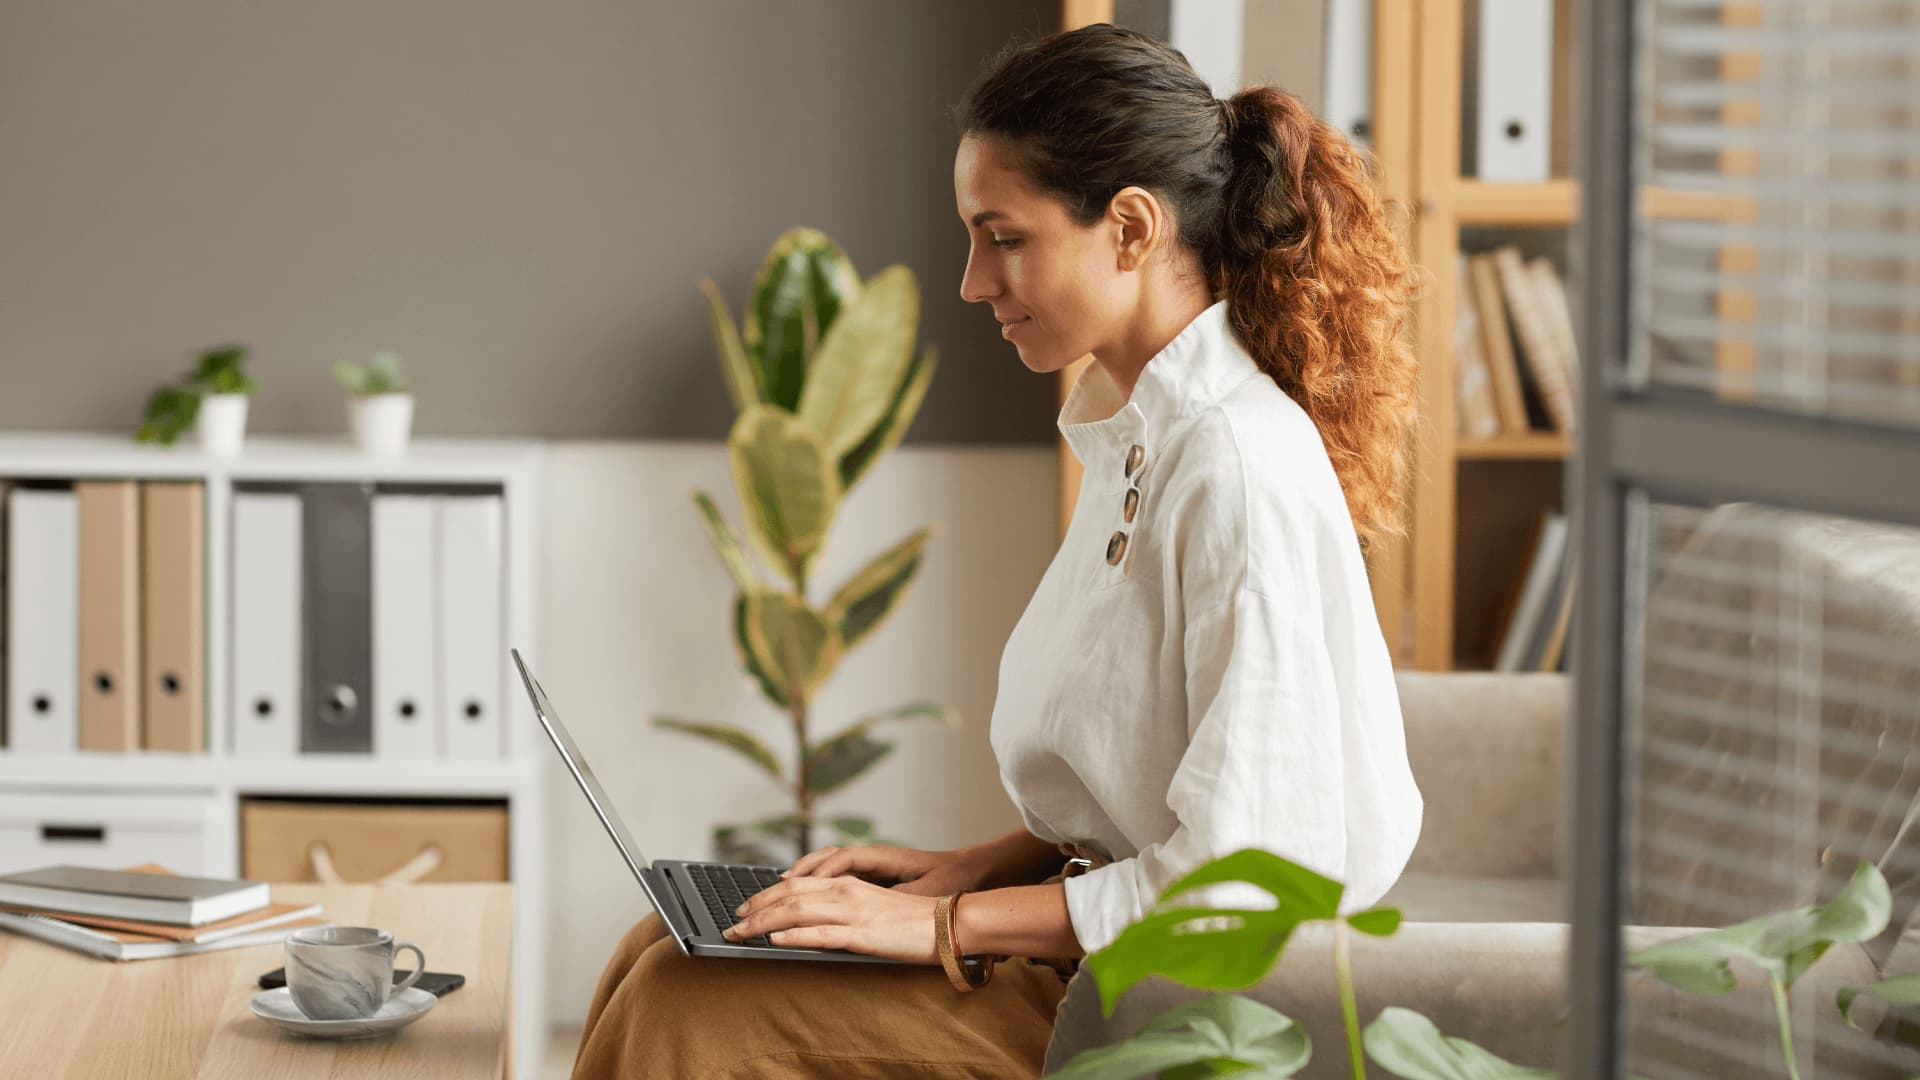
[572,913,1072,1078]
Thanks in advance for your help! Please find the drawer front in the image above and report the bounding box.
[0,790,219,876]
[240,799,508,883]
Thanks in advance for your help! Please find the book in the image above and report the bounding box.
[0,865,269,927]
[1495,513,1570,671]
[1466,252,1531,435]
[1537,554,1578,672]
[0,898,322,944]
[1494,246,1576,434]
[0,909,326,962]
[1454,254,1501,439]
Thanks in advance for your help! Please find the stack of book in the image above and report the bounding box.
[0,863,323,961]
[1492,512,1576,673]
[1454,246,1581,440]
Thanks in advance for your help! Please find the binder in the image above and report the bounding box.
[372,495,439,758]
[438,495,504,760]
[141,482,205,753]
[1322,0,1374,146]
[1474,0,1554,181]
[77,481,142,752]
[301,483,373,754]
[232,493,303,758]
[6,489,79,754]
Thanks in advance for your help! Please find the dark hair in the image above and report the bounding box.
[960,23,1419,546]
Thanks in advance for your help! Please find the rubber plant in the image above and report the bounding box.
[654,227,949,863]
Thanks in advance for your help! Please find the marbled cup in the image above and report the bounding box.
[285,926,427,1021]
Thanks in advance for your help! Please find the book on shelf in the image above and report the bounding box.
[1494,512,1571,672]
[1465,252,1532,435]
[0,864,269,927]
[1453,255,1502,440]
[1495,246,1576,435]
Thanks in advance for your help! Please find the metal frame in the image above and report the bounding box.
[1568,1,1920,1075]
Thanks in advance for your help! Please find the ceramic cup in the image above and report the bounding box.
[285,926,427,1021]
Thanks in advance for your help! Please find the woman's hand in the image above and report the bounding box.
[781,843,987,897]
[721,874,942,963]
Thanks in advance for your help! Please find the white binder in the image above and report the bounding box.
[1322,0,1374,147]
[438,495,504,760]
[372,495,440,758]
[6,489,79,754]
[1476,0,1554,181]
[231,493,302,757]
[1168,0,1246,99]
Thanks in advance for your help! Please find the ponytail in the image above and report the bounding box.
[1213,87,1419,548]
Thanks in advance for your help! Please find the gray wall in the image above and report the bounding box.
[0,0,1060,443]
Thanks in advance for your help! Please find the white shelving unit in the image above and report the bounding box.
[0,432,547,1080]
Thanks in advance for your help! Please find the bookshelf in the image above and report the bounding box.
[0,433,547,1080]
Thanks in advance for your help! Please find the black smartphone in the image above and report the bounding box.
[258,966,466,998]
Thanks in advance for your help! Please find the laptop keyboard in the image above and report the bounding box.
[685,864,787,946]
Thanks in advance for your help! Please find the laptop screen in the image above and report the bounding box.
[511,649,653,880]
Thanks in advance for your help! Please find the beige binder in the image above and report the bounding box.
[77,481,143,751]
[141,482,205,752]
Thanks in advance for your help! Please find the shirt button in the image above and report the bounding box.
[1122,488,1140,523]
[1124,444,1146,479]
[1105,531,1128,566]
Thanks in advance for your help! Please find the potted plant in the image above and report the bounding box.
[135,344,256,454]
[654,226,946,862]
[333,350,414,456]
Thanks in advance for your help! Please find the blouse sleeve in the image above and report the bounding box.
[1061,583,1352,954]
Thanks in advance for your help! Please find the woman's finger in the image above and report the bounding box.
[781,845,842,878]
[729,893,833,939]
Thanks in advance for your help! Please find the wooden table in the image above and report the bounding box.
[0,883,513,1079]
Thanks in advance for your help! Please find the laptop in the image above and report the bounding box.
[511,648,903,964]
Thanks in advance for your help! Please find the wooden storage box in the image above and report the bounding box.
[241,798,508,884]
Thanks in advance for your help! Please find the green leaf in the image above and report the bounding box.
[803,730,893,797]
[699,277,763,414]
[1050,995,1310,1080]
[732,595,788,708]
[1838,974,1920,1033]
[828,816,875,843]
[135,385,202,445]
[691,491,759,594]
[743,228,861,411]
[1630,861,1890,995]
[332,361,368,395]
[747,813,807,846]
[741,590,842,700]
[825,527,935,649]
[365,350,410,394]
[190,344,255,395]
[803,702,959,797]
[795,265,920,458]
[727,405,841,581]
[1087,850,1346,1013]
[839,344,937,491]
[651,717,784,782]
[1347,907,1403,937]
[1363,1007,1553,1080]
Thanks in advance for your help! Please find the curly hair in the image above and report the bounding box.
[960,24,1420,548]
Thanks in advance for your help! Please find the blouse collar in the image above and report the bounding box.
[1056,301,1261,469]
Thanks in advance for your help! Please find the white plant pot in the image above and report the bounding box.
[350,393,414,456]
[196,393,250,456]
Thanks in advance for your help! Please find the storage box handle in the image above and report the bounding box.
[307,841,444,885]
[40,824,106,843]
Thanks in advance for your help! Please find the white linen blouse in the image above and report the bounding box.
[988,300,1424,954]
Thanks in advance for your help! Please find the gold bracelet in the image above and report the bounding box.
[935,892,993,992]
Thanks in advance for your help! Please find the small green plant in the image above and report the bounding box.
[332,350,412,397]
[655,226,946,862]
[135,344,255,445]
[1054,848,1541,1080]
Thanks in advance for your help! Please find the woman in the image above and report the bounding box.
[572,23,1423,1078]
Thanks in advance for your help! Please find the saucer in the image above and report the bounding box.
[250,986,437,1039]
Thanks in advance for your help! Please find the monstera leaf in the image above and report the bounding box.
[840,345,937,491]
[1363,1008,1554,1080]
[796,265,919,458]
[728,405,841,582]
[1050,995,1311,1080]
[825,526,935,649]
[651,717,782,782]
[1086,849,1400,1014]
[743,227,861,411]
[741,590,842,701]
[699,278,762,413]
